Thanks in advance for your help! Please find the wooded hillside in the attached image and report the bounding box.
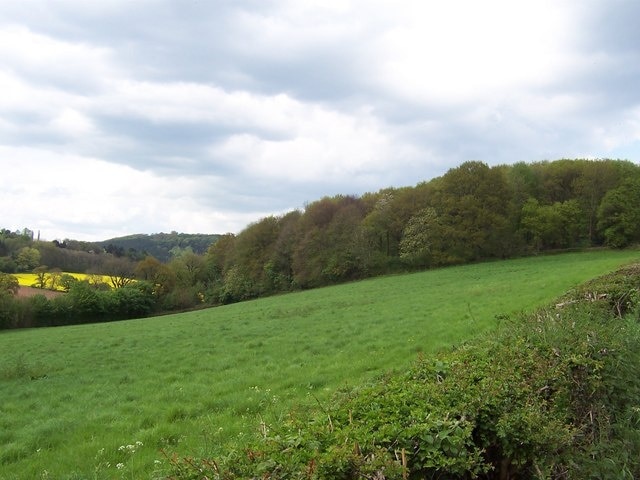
[208,158,640,302]
[1,158,639,327]
[97,232,220,262]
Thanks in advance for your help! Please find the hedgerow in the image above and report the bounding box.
[165,264,640,479]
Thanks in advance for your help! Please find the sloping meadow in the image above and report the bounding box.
[1,250,639,479]
[169,261,640,479]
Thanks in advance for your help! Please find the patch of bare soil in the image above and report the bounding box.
[16,286,64,299]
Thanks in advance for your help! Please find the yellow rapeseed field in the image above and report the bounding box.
[14,272,112,291]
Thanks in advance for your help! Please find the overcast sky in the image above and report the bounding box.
[1,1,639,241]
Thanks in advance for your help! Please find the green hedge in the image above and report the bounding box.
[165,263,640,479]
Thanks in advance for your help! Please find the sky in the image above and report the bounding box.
[1,0,639,241]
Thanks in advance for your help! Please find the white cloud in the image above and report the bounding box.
[50,108,96,137]
[99,80,298,135]
[208,102,417,188]
[0,146,253,241]
[0,25,117,92]
[367,1,579,103]
[0,1,638,240]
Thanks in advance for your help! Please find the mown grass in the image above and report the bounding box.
[0,250,638,479]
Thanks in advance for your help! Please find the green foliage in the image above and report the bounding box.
[0,273,19,295]
[521,198,583,250]
[111,281,156,318]
[194,158,640,300]
[15,246,40,272]
[399,207,441,267]
[0,292,18,329]
[0,278,158,329]
[597,178,640,248]
[135,255,177,298]
[219,265,253,303]
[58,273,78,292]
[98,232,220,262]
[4,159,640,326]
[559,262,640,317]
[432,161,513,262]
[0,256,17,273]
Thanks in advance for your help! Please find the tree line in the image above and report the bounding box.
[96,232,220,262]
[207,158,640,302]
[1,158,639,329]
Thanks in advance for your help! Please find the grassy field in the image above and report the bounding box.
[1,250,638,479]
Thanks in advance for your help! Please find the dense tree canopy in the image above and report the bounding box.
[597,178,640,248]
[2,158,640,328]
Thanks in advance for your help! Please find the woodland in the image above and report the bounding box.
[1,158,640,328]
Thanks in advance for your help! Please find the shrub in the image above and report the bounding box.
[112,281,156,318]
[0,291,18,329]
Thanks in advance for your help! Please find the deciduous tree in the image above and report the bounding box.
[433,161,514,262]
[597,179,640,248]
[400,207,442,267]
[16,247,40,272]
[135,256,176,297]
[102,256,136,288]
[0,273,19,295]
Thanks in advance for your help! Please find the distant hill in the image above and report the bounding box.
[97,232,220,262]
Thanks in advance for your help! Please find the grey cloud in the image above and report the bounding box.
[1,1,640,240]
[581,2,640,54]
[3,1,373,103]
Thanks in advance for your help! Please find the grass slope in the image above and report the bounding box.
[0,250,638,479]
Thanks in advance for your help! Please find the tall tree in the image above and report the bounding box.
[293,197,346,287]
[169,251,205,287]
[135,256,176,297]
[536,159,585,204]
[320,200,369,282]
[399,207,446,267]
[293,196,365,287]
[597,178,640,248]
[16,247,40,272]
[572,160,633,245]
[231,216,281,294]
[102,256,136,288]
[521,199,583,250]
[266,210,302,291]
[432,161,514,262]
[0,273,19,295]
[32,265,49,289]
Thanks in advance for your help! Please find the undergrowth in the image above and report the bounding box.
[165,263,640,479]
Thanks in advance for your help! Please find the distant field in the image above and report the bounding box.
[13,272,111,291]
[0,250,638,479]
[15,286,63,299]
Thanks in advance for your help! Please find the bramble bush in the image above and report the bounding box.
[165,263,640,479]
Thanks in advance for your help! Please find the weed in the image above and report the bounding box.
[0,354,47,381]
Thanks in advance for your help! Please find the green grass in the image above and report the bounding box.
[0,250,638,479]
